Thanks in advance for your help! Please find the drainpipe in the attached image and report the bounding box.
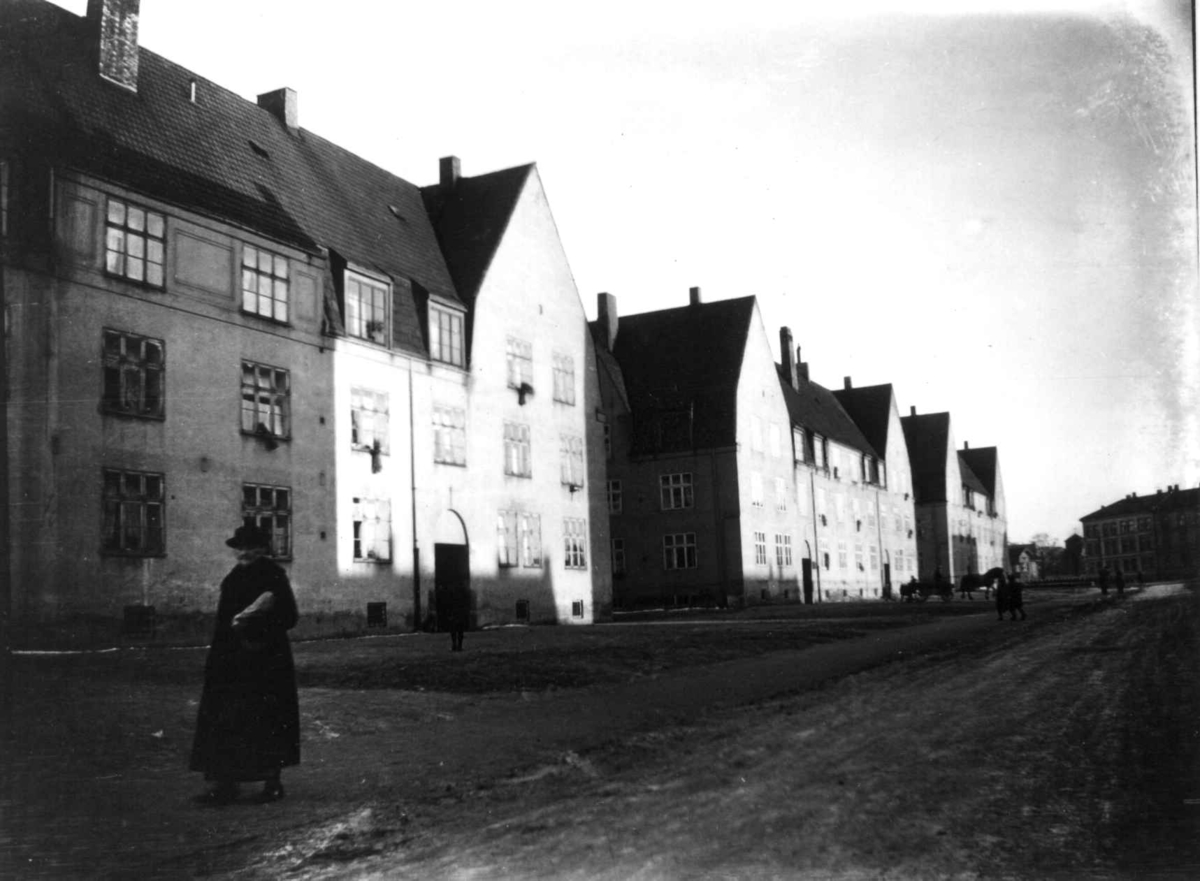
[874,486,885,595]
[408,362,420,631]
[808,468,821,602]
[1,237,10,699]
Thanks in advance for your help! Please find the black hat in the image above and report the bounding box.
[225,523,272,550]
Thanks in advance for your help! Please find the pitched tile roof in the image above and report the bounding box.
[831,384,895,458]
[1,1,460,355]
[610,297,756,455]
[1080,486,1199,521]
[777,370,878,458]
[959,447,1000,498]
[588,324,630,412]
[901,412,952,503]
[957,451,988,496]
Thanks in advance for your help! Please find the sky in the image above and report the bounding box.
[52,0,1199,544]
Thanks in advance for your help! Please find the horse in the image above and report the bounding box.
[959,572,981,601]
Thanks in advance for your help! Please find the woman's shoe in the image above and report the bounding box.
[254,780,285,804]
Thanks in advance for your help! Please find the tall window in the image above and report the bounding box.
[102,329,164,418]
[433,405,466,465]
[814,435,827,471]
[750,472,764,509]
[506,337,533,388]
[612,538,626,575]
[503,422,531,477]
[663,533,697,570]
[754,531,768,566]
[351,388,389,452]
[660,473,694,510]
[430,305,464,367]
[769,423,781,458]
[855,544,864,571]
[564,518,588,569]
[497,511,518,567]
[241,245,288,322]
[345,272,389,344]
[242,484,291,558]
[241,361,290,439]
[607,480,623,514]
[102,468,164,555]
[774,477,787,512]
[520,513,543,568]
[560,435,585,487]
[869,544,879,571]
[750,416,764,452]
[0,160,8,238]
[838,540,848,569]
[552,353,576,405]
[352,497,390,562]
[775,533,793,568]
[105,197,165,287]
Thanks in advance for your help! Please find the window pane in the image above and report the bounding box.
[258,250,273,273]
[147,213,164,238]
[146,263,163,287]
[126,257,144,281]
[147,239,163,265]
[274,255,288,278]
[107,200,126,225]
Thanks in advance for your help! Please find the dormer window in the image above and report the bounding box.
[429,304,464,367]
[345,271,389,344]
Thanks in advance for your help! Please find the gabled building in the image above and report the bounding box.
[1007,544,1041,581]
[900,409,1007,582]
[1,0,607,642]
[1080,485,1198,580]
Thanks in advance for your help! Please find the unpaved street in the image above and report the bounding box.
[3,586,1197,879]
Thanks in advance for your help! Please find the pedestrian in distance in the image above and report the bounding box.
[440,577,470,652]
[190,523,300,806]
[991,571,1010,621]
[1115,568,1126,597]
[1098,564,1110,596]
[1008,571,1027,620]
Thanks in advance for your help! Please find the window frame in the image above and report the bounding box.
[663,532,698,570]
[432,404,466,466]
[612,538,626,576]
[607,479,623,514]
[351,388,390,454]
[351,496,391,563]
[104,196,166,288]
[503,422,532,478]
[429,304,465,367]
[344,270,390,345]
[101,328,165,420]
[552,352,576,405]
[241,360,291,440]
[101,467,165,557]
[560,434,585,487]
[241,482,292,560]
[774,533,793,568]
[564,517,588,569]
[241,243,290,324]
[506,337,533,389]
[659,472,694,510]
[754,531,768,566]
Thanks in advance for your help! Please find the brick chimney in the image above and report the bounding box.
[844,376,852,390]
[910,406,917,416]
[88,0,140,93]
[257,87,298,130]
[797,349,808,383]
[780,328,798,389]
[964,440,970,449]
[597,293,619,352]
[440,156,461,189]
[689,286,702,306]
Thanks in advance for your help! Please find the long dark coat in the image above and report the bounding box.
[190,557,299,782]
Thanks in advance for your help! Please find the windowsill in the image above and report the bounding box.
[240,309,292,328]
[434,460,467,468]
[101,408,166,422]
[432,358,467,369]
[100,550,166,559]
[353,444,389,455]
[103,271,165,292]
[241,429,291,443]
[504,472,533,479]
[354,557,392,565]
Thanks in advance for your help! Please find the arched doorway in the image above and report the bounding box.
[433,510,469,633]
[802,540,815,604]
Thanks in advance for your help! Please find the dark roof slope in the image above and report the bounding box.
[901,412,951,503]
[611,297,756,455]
[959,447,1000,497]
[957,452,988,495]
[422,165,532,308]
[588,323,630,412]
[831,384,894,457]
[0,2,459,354]
[1080,486,1199,521]
[778,370,878,458]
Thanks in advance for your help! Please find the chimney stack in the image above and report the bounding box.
[910,406,917,417]
[844,376,852,390]
[689,286,702,306]
[798,351,809,383]
[964,441,970,449]
[257,87,298,130]
[440,156,461,189]
[597,293,619,352]
[88,0,140,93]
[780,328,798,389]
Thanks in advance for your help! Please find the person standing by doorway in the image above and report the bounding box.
[190,524,300,805]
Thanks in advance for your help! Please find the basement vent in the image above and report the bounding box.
[366,602,387,628]
[571,601,585,619]
[515,599,530,621]
[122,605,156,638]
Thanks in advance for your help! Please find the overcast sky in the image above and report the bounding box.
[52,0,1197,543]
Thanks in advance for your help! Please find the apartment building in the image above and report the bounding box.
[1080,485,1198,580]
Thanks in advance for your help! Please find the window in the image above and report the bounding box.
[101,329,164,418]
[242,483,291,558]
[572,600,586,619]
[560,435,585,487]
[553,353,576,405]
[102,468,164,555]
[241,361,290,439]
[1120,536,1136,554]
[430,304,464,367]
[612,538,626,575]
[497,511,518,567]
[604,423,612,460]
[660,473,694,510]
[607,480,623,514]
[775,477,787,512]
[754,531,768,565]
[1119,519,1133,534]
[506,337,533,389]
[503,422,531,477]
[663,533,697,569]
[520,513,543,568]
[1137,517,1152,532]
[352,388,390,453]
[345,272,389,344]
[564,518,588,569]
[775,533,793,568]
[105,198,165,287]
[351,498,390,562]
[870,544,879,571]
[814,435,827,470]
[838,540,848,569]
[241,244,288,322]
[750,473,764,508]
[433,405,466,465]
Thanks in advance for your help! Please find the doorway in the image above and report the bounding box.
[434,542,470,632]
[801,558,814,604]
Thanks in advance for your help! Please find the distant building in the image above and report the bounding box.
[900,410,1008,582]
[1,0,608,641]
[1080,486,1199,581]
[1007,544,1041,580]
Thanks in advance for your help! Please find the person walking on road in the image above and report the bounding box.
[1115,568,1126,597]
[1007,571,1027,620]
[1098,564,1110,596]
[190,523,300,805]
[992,571,1010,621]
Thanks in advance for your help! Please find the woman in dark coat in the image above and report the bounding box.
[190,523,299,805]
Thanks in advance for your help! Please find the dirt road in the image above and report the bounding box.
[3,586,1197,879]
